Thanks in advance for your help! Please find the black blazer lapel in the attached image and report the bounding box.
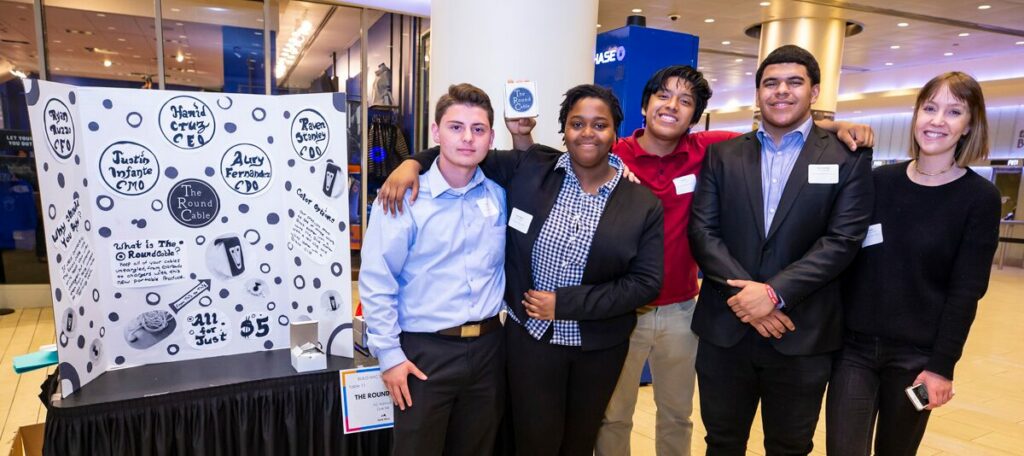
[766,126,827,239]
[740,134,767,240]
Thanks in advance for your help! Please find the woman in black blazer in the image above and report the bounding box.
[383,84,664,455]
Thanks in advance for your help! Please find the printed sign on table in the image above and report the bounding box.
[339,367,394,434]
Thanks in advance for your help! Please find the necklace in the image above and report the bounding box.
[913,159,955,176]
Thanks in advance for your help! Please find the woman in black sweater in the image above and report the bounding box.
[825,72,1001,455]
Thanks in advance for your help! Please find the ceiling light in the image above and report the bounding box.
[977,4,991,9]
[170,7,180,12]
[631,8,642,13]
[107,26,115,30]
[759,2,771,6]
[176,52,184,63]
[710,78,718,82]
[697,66,705,70]
[103,59,112,67]
[722,40,731,45]
[96,13,106,17]
[897,22,909,27]
[596,24,601,28]
[704,18,715,23]
[890,45,900,49]
[884,62,893,66]
[745,71,752,75]
[208,7,228,12]
[179,35,186,39]
[734,58,743,62]
[959,32,970,37]
[53,40,62,44]
[1016,41,1024,45]
[944,52,954,56]
[117,38,126,42]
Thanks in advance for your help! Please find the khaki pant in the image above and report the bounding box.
[595,299,699,456]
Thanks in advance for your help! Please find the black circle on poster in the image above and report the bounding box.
[98,141,160,196]
[158,95,216,150]
[289,108,330,161]
[43,98,76,160]
[166,179,220,228]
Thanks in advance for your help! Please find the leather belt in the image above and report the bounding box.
[437,315,501,338]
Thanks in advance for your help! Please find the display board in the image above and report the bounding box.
[24,80,353,397]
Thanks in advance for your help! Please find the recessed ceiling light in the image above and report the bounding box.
[735,58,743,62]
[631,8,642,13]
[53,40,62,44]
[103,59,112,67]
[704,18,715,23]
[170,7,180,12]
[897,22,909,27]
[710,78,718,82]
[117,38,126,42]
[977,4,991,10]
[96,13,105,17]
[745,71,753,75]
[208,7,228,12]
[179,35,187,39]
[890,45,900,49]
[885,62,894,66]
[959,32,970,37]
[697,66,705,70]
[54,67,61,71]
[132,55,140,58]
[1016,41,1024,45]
[944,52,954,56]
[107,26,115,30]
[760,2,771,6]
[596,24,601,28]
[722,40,731,45]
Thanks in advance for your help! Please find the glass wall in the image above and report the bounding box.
[0,0,427,284]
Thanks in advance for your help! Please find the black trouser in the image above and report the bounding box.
[696,331,832,456]
[392,328,505,456]
[505,321,629,456]
[825,332,932,456]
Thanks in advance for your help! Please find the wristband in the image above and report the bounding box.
[765,284,780,306]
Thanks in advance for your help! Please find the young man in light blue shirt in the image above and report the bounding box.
[359,83,507,456]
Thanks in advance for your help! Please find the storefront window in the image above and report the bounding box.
[44,0,159,89]
[161,0,266,92]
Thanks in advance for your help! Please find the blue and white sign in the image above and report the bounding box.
[504,81,539,119]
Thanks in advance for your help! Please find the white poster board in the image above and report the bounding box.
[25,80,353,397]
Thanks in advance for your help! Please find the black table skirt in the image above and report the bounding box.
[40,351,393,456]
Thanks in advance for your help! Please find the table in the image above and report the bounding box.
[40,350,392,456]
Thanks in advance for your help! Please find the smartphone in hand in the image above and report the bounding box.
[905,383,929,411]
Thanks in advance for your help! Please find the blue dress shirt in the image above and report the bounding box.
[757,116,814,235]
[358,158,507,372]
[509,153,623,346]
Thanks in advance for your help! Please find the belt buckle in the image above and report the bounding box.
[460,324,481,338]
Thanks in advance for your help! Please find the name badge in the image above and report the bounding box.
[808,164,839,184]
[508,208,533,234]
[476,198,499,217]
[673,174,697,195]
[862,223,883,247]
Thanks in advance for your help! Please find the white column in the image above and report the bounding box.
[429,0,598,149]
[757,17,849,119]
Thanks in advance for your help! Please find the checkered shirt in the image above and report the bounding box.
[510,152,623,346]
